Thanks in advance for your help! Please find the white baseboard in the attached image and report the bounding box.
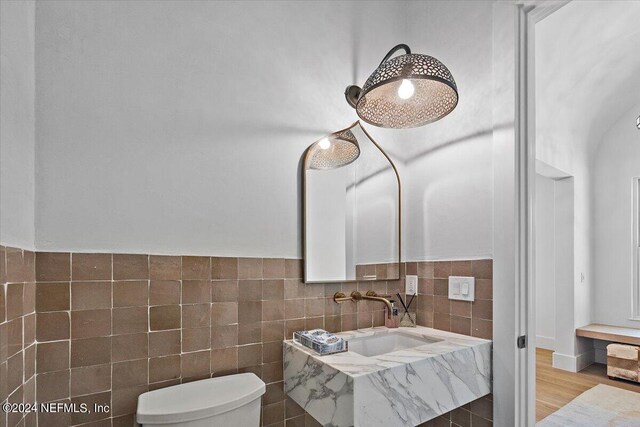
[552,349,595,372]
[536,335,555,351]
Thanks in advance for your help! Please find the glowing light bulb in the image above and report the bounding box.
[397,79,415,100]
[318,138,331,150]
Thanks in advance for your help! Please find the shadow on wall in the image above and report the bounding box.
[406,122,511,165]
[407,124,512,261]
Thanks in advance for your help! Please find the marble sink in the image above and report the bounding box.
[284,326,492,427]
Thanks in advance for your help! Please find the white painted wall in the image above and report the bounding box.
[33,0,408,257]
[31,0,496,259]
[551,177,582,371]
[0,0,36,249]
[402,0,494,261]
[535,174,556,350]
[593,104,640,328]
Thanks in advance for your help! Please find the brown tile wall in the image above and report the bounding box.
[32,253,383,427]
[1,246,37,427]
[1,252,492,427]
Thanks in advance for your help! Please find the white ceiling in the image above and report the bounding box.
[536,0,640,157]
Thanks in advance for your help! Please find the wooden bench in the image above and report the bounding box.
[576,323,640,383]
[576,323,640,346]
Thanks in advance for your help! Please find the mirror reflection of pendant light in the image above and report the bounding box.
[345,44,458,129]
[306,127,360,170]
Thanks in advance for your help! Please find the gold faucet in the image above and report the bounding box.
[351,290,393,319]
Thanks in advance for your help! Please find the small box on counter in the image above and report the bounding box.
[293,329,348,355]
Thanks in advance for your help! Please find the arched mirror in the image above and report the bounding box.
[303,121,401,283]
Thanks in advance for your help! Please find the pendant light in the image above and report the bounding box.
[345,44,458,129]
[306,127,360,170]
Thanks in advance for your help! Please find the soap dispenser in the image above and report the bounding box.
[385,300,400,328]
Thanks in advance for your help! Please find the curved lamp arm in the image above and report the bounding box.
[378,44,411,66]
[345,44,412,108]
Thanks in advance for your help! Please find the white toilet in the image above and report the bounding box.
[136,373,265,426]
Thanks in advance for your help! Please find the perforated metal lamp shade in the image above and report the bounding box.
[345,44,458,129]
[306,128,359,170]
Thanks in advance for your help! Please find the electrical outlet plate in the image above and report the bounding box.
[448,276,475,301]
[405,275,418,295]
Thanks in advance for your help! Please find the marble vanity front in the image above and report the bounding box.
[283,326,492,427]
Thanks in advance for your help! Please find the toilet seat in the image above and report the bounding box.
[137,373,265,425]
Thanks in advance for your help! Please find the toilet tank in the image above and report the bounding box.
[136,373,265,427]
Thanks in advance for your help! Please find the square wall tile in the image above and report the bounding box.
[149,256,181,280]
[238,280,262,301]
[36,252,70,281]
[263,280,284,301]
[211,302,238,326]
[182,327,211,352]
[70,364,111,397]
[71,336,111,367]
[149,330,181,357]
[150,305,181,330]
[285,259,303,279]
[210,324,238,349]
[182,280,211,304]
[263,259,285,279]
[181,350,210,379]
[471,259,493,280]
[72,253,112,280]
[112,359,148,389]
[111,333,148,362]
[113,280,148,307]
[37,341,70,373]
[37,312,70,342]
[71,281,112,310]
[238,344,262,368]
[211,280,238,302]
[71,309,112,339]
[211,257,238,280]
[238,258,262,280]
[113,307,148,335]
[36,370,70,402]
[150,280,181,305]
[238,301,262,324]
[210,347,237,375]
[149,355,181,383]
[6,283,23,320]
[183,304,210,329]
[182,256,211,280]
[113,254,149,280]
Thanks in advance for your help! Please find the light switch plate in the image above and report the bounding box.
[405,275,418,295]
[448,276,475,301]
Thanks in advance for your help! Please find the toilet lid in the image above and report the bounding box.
[137,373,266,424]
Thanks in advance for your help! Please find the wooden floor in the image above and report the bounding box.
[536,348,640,421]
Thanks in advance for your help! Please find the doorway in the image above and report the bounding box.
[527,1,640,425]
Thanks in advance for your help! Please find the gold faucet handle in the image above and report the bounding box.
[333,292,354,303]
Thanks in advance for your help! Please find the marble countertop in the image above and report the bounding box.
[284,326,492,427]
[284,326,491,377]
